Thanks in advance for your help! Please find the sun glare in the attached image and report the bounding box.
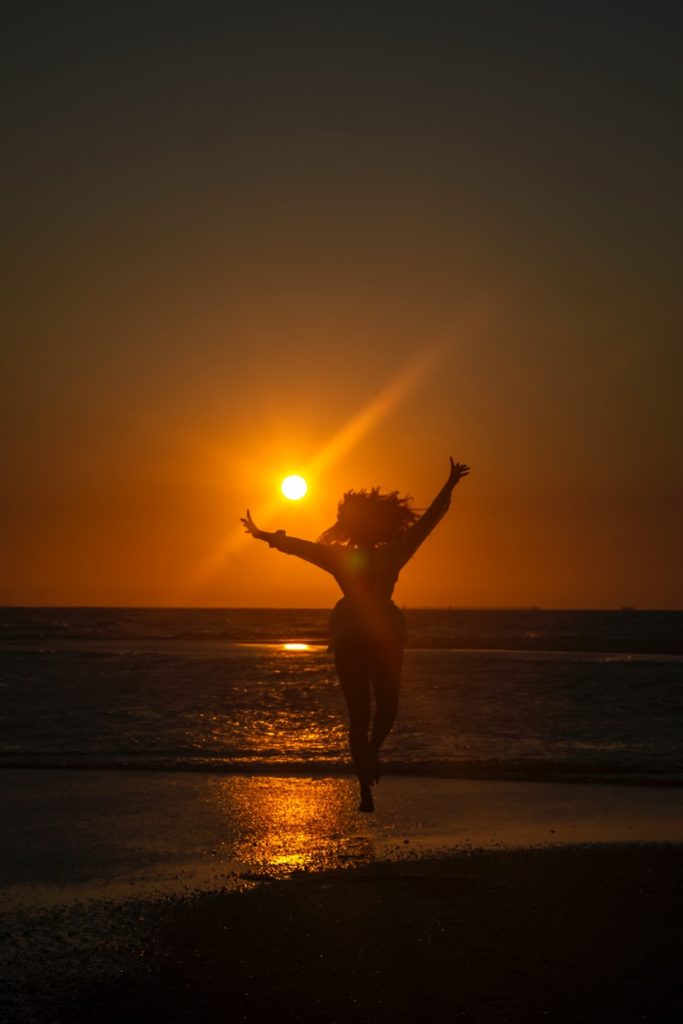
[281,475,307,500]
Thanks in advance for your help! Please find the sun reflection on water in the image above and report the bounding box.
[207,776,377,876]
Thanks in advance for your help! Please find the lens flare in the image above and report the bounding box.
[190,339,453,587]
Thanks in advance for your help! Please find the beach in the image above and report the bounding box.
[1,771,682,1023]
[2,609,682,1021]
[62,845,678,1024]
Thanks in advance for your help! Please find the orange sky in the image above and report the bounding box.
[2,4,681,608]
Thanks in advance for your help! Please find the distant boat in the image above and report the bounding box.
[620,605,637,613]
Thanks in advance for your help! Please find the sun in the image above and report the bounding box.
[281,475,308,501]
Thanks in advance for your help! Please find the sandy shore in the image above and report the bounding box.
[1,773,682,1022]
[2,844,681,1023]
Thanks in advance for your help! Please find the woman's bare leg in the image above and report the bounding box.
[368,641,403,781]
[335,644,374,810]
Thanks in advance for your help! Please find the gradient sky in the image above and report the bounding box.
[2,2,681,608]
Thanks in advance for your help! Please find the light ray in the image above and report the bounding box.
[304,343,442,477]
[190,342,444,587]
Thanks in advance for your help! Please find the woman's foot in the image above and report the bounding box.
[358,782,374,812]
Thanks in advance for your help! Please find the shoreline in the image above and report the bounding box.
[2,759,681,787]
[2,772,682,907]
[2,771,682,1021]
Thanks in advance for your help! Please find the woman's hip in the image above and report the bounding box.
[329,598,406,648]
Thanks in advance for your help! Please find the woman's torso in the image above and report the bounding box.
[328,544,406,645]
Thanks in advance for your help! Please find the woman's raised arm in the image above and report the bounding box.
[241,510,335,573]
[399,458,470,563]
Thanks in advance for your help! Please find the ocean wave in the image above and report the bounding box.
[2,608,683,654]
[1,752,680,786]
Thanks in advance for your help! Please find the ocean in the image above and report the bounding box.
[1,607,681,785]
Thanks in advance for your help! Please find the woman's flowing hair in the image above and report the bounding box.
[318,487,420,546]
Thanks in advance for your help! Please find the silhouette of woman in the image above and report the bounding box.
[241,457,469,812]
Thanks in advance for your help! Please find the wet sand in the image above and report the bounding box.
[2,770,682,903]
[1,773,682,1022]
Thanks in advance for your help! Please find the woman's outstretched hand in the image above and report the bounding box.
[447,457,470,490]
[241,509,266,540]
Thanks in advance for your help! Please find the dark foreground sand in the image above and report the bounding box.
[3,843,682,1024]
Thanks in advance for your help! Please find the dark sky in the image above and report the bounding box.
[2,2,682,606]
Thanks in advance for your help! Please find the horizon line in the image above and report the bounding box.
[1,603,681,613]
